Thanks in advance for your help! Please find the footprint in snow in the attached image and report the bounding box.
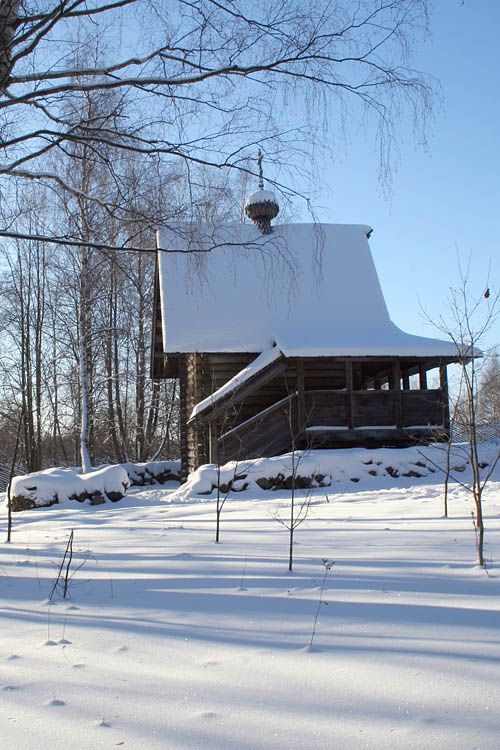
[115,645,129,653]
[202,660,219,668]
[5,654,21,661]
[97,719,112,728]
[2,685,19,691]
[66,605,80,611]
[198,711,217,720]
[72,663,86,669]
[47,698,66,707]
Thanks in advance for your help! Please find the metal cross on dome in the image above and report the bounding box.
[257,149,264,189]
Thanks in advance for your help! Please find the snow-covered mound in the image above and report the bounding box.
[9,465,130,511]
[7,460,181,512]
[173,444,500,500]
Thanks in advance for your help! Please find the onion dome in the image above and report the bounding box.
[244,150,279,234]
[244,189,279,234]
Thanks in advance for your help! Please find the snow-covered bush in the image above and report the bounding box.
[10,465,130,512]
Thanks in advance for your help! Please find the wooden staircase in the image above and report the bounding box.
[217,392,300,464]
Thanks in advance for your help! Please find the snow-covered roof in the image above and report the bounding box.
[189,346,282,420]
[156,223,459,358]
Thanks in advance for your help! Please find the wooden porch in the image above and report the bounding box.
[216,386,447,464]
[179,354,452,475]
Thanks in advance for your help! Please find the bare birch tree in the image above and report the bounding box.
[429,265,499,567]
[0,153,185,476]
[1,0,433,245]
[0,201,49,472]
[0,1,438,481]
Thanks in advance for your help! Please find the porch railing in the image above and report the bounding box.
[217,388,446,463]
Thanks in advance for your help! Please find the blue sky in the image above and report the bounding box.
[313,0,499,352]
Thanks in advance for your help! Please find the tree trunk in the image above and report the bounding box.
[135,255,146,461]
[105,263,125,462]
[79,249,92,473]
[0,0,20,91]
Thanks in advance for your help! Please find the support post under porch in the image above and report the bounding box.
[296,359,305,428]
[345,359,353,430]
[209,420,219,465]
[419,364,428,390]
[392,360,402,428]
[439,360,450,436]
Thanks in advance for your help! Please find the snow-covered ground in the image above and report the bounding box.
[1,469,500,749]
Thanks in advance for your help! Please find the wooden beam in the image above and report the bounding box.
[402,370,410,391]
[209,421,218,464]
[419,364,428,390]
[439,360,450,435]
[345,359,353,430]
[296,359,305,427]
[392,360,402,428]
[320,355,458,364]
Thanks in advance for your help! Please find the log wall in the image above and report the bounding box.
[184,354,211,475]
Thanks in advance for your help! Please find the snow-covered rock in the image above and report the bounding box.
[10,465,130,511]
[124,460,181,486]
[172,443,499,501]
